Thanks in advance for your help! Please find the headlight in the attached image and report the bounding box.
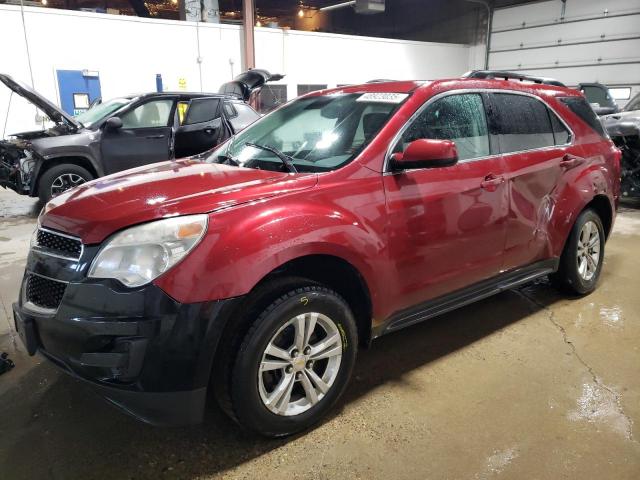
[88,214,208,287]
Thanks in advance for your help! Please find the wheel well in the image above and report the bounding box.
[35,157,98,194]
[585,195,613,239]
[208,255,374,410]
[264,255,374,347]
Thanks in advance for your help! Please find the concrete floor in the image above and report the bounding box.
[0,187,639,480]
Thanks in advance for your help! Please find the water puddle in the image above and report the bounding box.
[475,447,519,479]
[567,382,633,440]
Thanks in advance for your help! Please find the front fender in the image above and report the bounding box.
[154,176,387,306]
[29,131,104,183]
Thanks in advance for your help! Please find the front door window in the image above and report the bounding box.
[395,93,490,161]
[120,99,173,129]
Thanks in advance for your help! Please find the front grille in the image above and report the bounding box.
[25,274,67,310]
[35,228,82,259]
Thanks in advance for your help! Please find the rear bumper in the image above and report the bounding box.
[14,260,243,425]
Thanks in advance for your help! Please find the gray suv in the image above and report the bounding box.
[0,70,279,201]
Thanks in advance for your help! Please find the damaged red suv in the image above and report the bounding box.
[14,72,620,437]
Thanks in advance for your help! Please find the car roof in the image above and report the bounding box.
[124,92,235,100]
[315,77,581,98]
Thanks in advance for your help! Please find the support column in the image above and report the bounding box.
[242,0,256,70]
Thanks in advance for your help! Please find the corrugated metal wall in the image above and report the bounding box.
[488,0,640,106]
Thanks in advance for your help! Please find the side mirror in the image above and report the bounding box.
[390,139,458,170]
[104,116,123,131]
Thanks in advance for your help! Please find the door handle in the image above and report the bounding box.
[145,134,165,139]
[560,154,585,170]
[204,128,215,135]
[480,174,505,191]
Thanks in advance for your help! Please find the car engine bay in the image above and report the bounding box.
[0,139,35,194]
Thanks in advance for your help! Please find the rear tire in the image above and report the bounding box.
[219,280,358,437]
[550,208,605,295]
[38,163,93,203]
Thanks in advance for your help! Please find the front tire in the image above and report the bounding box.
[38,163,93,203]
[227,283,357,437]
[551,208,605,295]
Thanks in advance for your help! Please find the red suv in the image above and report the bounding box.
[14,74,621,437]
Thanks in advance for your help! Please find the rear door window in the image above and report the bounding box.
[560,97,607,137]
[183,98,220,125]
[489,93,557,153]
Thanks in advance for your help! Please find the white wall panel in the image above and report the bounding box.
[0,7,38,137]
[0,5,472,134]
[491,15,640,50]
[493,0,640,31]
[490,39,640,68]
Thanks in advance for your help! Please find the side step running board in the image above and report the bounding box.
[377,259,558,337]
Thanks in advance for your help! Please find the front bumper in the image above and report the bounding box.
[13,243,243,426]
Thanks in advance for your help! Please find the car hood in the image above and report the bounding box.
[0,73,81,131]
[219,69,285,101]
[41,159,317,244]
[602,111,640,137]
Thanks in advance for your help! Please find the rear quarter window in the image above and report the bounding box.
[559,97,607,137]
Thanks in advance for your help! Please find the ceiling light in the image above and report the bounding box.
[298,8,304,17]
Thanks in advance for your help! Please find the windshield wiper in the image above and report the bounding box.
[245,142,298,173]
[217,153,240,166]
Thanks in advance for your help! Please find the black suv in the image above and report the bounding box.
[0,70,280,202]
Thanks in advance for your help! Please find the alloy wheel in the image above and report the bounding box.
[258,312,343,416]
[50,173,86,197]
[577,220,601,281]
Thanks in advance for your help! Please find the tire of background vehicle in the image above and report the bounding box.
[225,281,358,437]
[38,163,93,203]
[550,208,605,295]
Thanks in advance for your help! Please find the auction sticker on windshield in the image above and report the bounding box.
[356,93,408,103]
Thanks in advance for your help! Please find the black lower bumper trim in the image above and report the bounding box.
[99,385,207,426]
[40,349,206,425]
[13,274,245,426]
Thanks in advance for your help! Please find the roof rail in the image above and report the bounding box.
[462,70,566,88]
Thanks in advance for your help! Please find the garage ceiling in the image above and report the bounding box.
[37,0,546,44]
[247,0,545,43]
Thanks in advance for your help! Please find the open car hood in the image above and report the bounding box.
[0,73,81,131]
[219,69,285,101]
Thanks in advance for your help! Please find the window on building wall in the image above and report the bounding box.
[257,85,288,113]
[297,84,328,96]
[609,88,632,101]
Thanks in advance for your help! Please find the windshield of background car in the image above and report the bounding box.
[75,98,130,127]
[624,93,640,112]
[207,92,405,173]
[581,86,615,108]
